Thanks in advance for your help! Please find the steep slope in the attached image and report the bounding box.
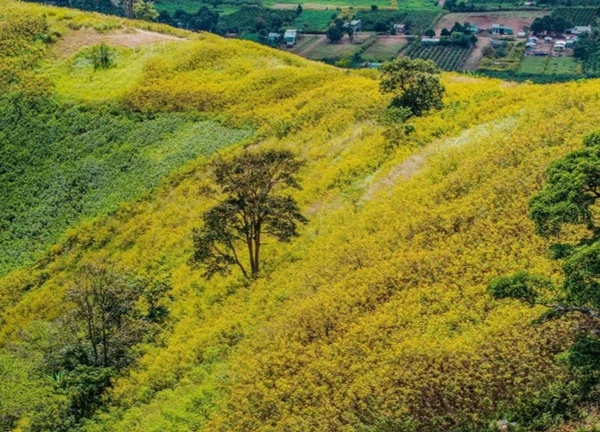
[1,2,600,431]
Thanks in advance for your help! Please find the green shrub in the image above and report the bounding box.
[90,43,115,70]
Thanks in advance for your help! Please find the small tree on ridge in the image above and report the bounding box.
[379,57,445,117]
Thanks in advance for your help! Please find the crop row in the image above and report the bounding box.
[552,7,599,26]
[404,45,471,71]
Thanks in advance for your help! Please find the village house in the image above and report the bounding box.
[554,40,567,52]
[284,29,298,47]
[568,25,591,35]
[566,36,578,48]
[267,32,281,43]
[421,36,440,44]
[492,24,514,36]
[393,23,406,34]
[344,19,362,33]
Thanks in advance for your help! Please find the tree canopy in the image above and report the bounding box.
[191,149,306,278]
[488,131,600,414]
[379,57,445,117]
[530,131,600,237]
[326,23,343,43]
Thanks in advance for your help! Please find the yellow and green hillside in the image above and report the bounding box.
[1,1,599,431]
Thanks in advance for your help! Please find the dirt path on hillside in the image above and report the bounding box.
[293,35,325,57]
[53,28,185,58]
[361,118,517,202]
[463,36,490,71]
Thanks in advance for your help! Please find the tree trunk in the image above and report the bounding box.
[253,226,261,275]
[246,232,255,275]
[84,295,99,365]
[125,0,134,18]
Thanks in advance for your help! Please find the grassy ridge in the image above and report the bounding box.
[1,1,600,431]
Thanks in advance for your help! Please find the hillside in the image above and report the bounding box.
[1,2,600,431]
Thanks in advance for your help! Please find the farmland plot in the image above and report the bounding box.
[552,7,599,26]
[404,44,472,70]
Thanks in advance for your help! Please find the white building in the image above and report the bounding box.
[571,25,592,35]
[554,40,567,51]
[394,23,406,33]
[420,37,440,44]
[284,29,298,46]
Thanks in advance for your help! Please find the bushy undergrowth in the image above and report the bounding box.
[0,95,250,276]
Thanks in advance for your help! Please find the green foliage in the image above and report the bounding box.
[488,270,551,305]
[531,15,572,35]
[529,136,600,236]
[160,6,220,31]
[478,42,524,73]
[0,96,251,276]
[90,43,115,70]
[0,265,173,430]
[354,9,441,33]
[563,242,600,308]
[0,353,63,431]
[380,57,445,116]
[191,149,306,278]
[66,265,171,368]
[134,0,159,21]
[552,7,599,26]
[59,365,116,425]
[24,0,124,15]
[217,6,295,34]
[326,23,344,43]
[488,131,600,429]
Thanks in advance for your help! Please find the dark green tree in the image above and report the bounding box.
[379,57,445,117]
[191,149,307,278]
[66,265,170,368]
[326,23,344,43]
[374,21,389,33]
[193,6,219,31]
[488,131,600,414]
[30,265,173,429]
[296,4,303,15]
[491,132,600,319]
[347,26,355,42]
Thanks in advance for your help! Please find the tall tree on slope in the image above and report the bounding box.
[191,149,307,278]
